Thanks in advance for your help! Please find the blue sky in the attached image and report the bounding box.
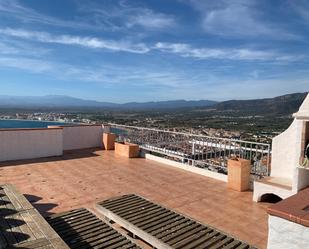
[0,0,308,103]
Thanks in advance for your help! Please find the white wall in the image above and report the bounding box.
[145,153,228,182]
[268,215,309,249]
[296,167,309,191]
[271,119,302,180]
[0,128,63,161]
[50,125,104,151]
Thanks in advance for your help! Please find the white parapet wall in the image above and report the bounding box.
[0,128,63,161]
[268,215,309,249]
[271,119,302,180]
[49,125,104,151]
[253,93,309,201]
[145,153,228,182]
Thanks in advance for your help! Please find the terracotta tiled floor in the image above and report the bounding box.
[0,149,271,248]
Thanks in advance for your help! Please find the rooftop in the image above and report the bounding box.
[0,149,270,248]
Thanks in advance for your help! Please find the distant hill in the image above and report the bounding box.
[123,100,217,109]
[213,92,308,115]
[0,95,217,109]
[0,95,116,108]
[0,93,307,114]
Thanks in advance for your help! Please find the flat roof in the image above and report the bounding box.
[0,149,271,248]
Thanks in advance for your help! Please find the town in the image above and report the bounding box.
[0,109,286,144]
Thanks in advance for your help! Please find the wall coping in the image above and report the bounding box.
[0,124,103,131]
[267,186,309,227]
[0,127,63,132]
[49,124,103,128]
[145,153,228,182]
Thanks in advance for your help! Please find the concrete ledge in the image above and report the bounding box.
[253,180,295,202]
[145,153,227,182]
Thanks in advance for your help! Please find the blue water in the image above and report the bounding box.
[0,119,70,129]
[111,127,127,135]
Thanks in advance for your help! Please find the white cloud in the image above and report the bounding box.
[0,57,54,73]
[0,27,302,61]
[0,39,50,57]
[1,54,308,101]
[154,42,300,61]
[80,0,176,30]
[187,0,299,39]
[0,0,176,32]
[126,9,175,29]
[0,0,98,30]
[0,55,188,88]
[0,28,150,54]
[290,0,309,22]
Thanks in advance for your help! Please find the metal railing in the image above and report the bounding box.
[109,123,271,177]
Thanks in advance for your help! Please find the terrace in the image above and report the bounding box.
[0,94,308,249]
[0,148,270,248]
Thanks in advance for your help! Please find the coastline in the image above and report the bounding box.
[0,119,78,129]
[0,118,71,123]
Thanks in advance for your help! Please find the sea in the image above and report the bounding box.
[0,119,71,129]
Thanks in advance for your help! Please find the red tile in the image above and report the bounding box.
[0,149,269,248]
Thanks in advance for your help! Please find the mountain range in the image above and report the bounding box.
[0,92,307,114]
[214,92,308,115]
[0,95,217,109]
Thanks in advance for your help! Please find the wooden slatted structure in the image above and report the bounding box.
[47,208,140,249]
[0,184,69,249]
[96,194,257,249]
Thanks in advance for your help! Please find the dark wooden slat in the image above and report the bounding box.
[58,222,110,240]
[47,208,140,249]
[168,226,206,246]
[173,228,213,249]
[196,234,226,248]
[101,195,140,209]
[189,231,220,249]
[119,204,160,219]
[108,199,150,213]
[133,210,173,227]
[209,236,234,249]
[155,221,195,239]
[105,239,134,249]
[180,230,217,249]
[53,220,104,236]
[223,240,242,249]
[49,211,94,226]
[50,214,97,230]
[70,230,118,249]
[235,244,250,249]
[162,224,201,243]
[96,194,256,249]
[128,207,168,224]
[99,194,136,206]
[143,215,184,232]
[47,209,88,220]
[114,201,154,216]
[63,226,113,244]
